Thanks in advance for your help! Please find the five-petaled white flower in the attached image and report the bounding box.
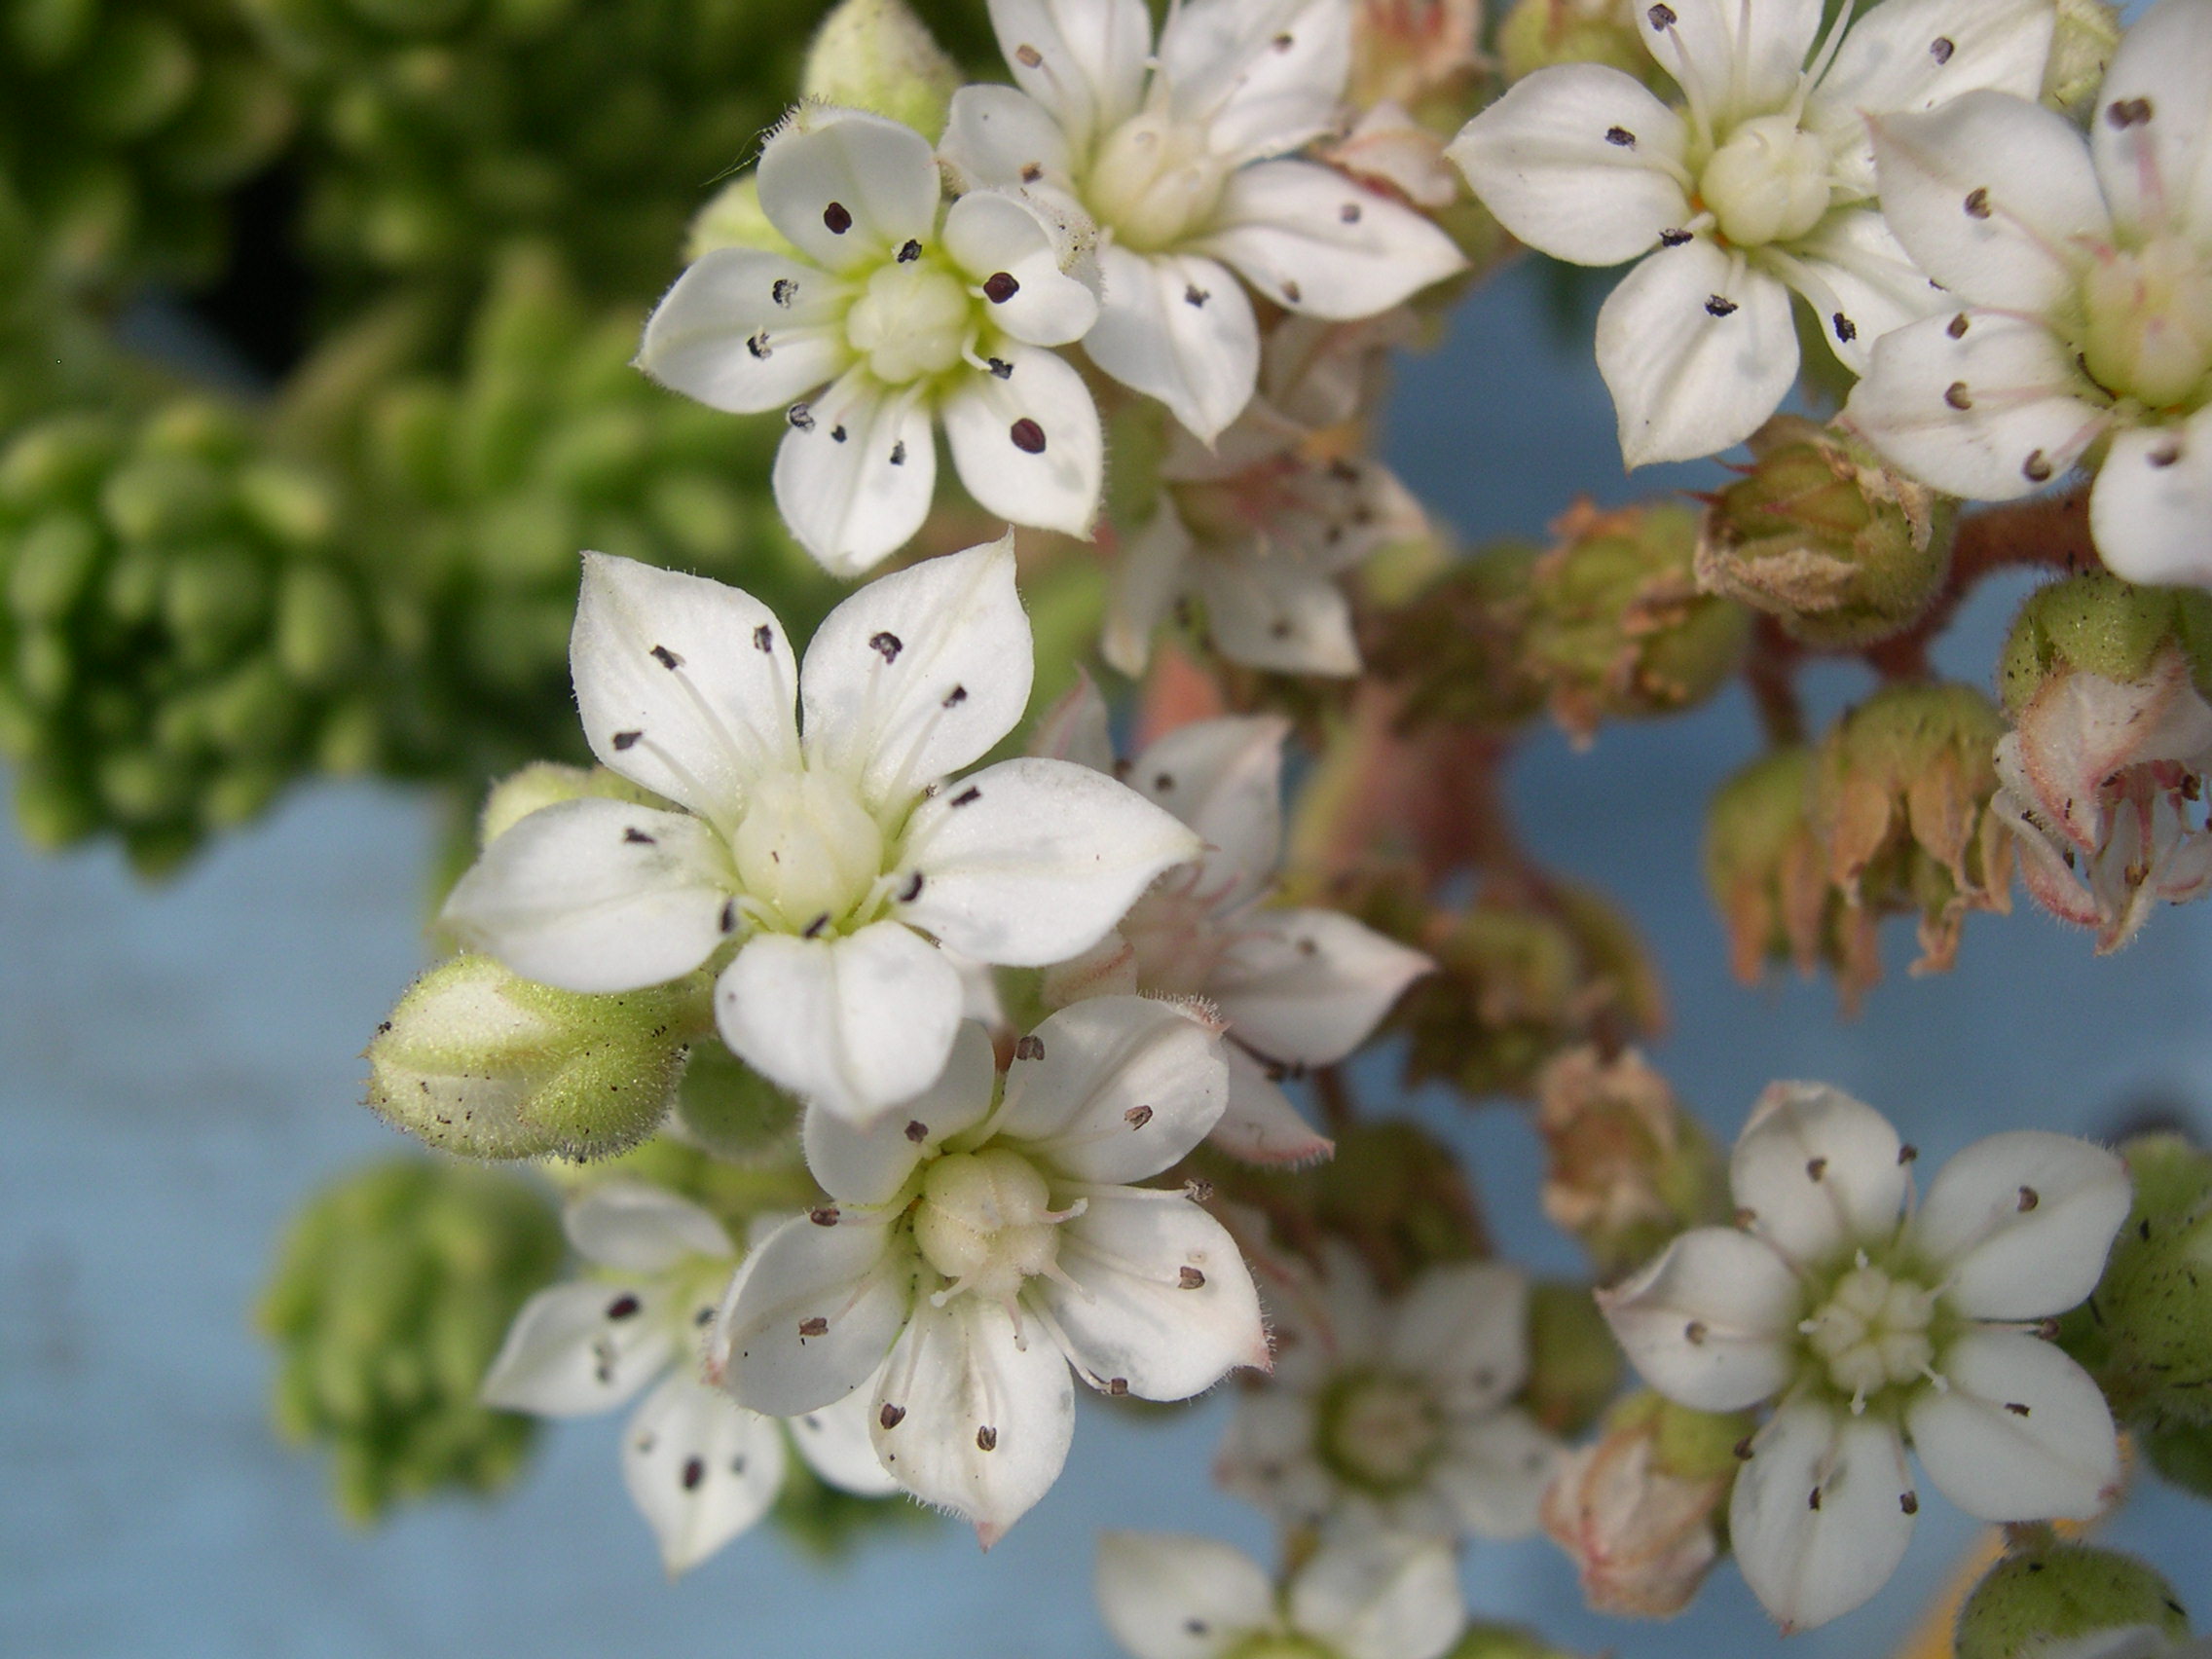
[1449,0,2055,466]
[940,0,1466,444]
[1600,1082,2129,1631]
[1844,0,2212,587]
[480,1181,897,1574]
[638,104,1105,575]
[441,538,1200,1124]
[1095,1530,1466,1659]
[1037,699,1430,1164]
[710,998,1270,1544]
[1217,1241,1560,1540]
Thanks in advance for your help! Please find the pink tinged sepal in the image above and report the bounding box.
[1094,1531,1276,1659]
[714,1210,912,1416]
[1906,1329,2121,1520]
[1597,1227,1799,1412]
[801,1021,999,1205]
[1730,1398,1916,1632]
[2008,651,2212,855]
[621,1371,788,1576]
[1729,1081,1907,1269]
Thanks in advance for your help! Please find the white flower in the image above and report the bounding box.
[710,998,1270,1544]
[1842,0,2212,586]
[441,539,1200,1124]
[1600,1083,2130,1631]
[1448,0,2054,465]
[1095,1530,1465,1659]
[638,104,1105,575]
[1218,1243,1559,1539]
[479,1182,898,1574]
[1040,702,1430,1164]
[940,0,1466,443]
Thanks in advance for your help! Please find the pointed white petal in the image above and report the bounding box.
[801,1022,999,1204]
[480,1281,677,1417]
[941,190,1099,347]
[940,84,1074,192]
[758,106,941,273]
[1040,1188,1268,1399]
[2091,0,2212,242]
[1129,714,1289,896]
[1435,1407,1561,1540]
[787,1373,903,1496]
[1908,1131,2130,1319]
[566,1181,732,1272]
[2091,412,2212,589]
[1215,1388,1334,1525]
[800,535,1033,804]
[1210,907,1431,1067]
[440,799,730,994]
[1445,66,1689,266]
[772,371,939,576]
[1211,1047,1335,1166]
[898,756,1204,966]
[716,922,967,1124]
[716,1211,912,1415]
[1085,245,1260,444]
[1159,0,1350,162]
[985,0,1152,154]
[1597,1227,1800,1411]
[1730,1081,1907,1269]
[636,248,846,415]
[1289,1532,1466,1659]
[1026,672,1116,772]
[869,1295,1074,1542]
[621,1372,787,1574]
[1908,1330,2121,1520]
[1596,242,1799,466]
[1095,1531,1274,1659]
[570,553,801,816]
[1730,1399,1915,1633]
[941,344,1104,538]
[993,996,1228,1181]
[1637,0,1825,119]
[1187,547,1363,676]
[1870,94,2110,314]
[1788,208,1946,377]
[1202,161,1466,319]
[1844,309,2106,500]
[1386,1262,1529,1413]
[1101,502,1192,678]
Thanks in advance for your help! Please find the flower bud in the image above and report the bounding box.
[1371,543,1549,730]
[1524,1279,1624,1436]
[1998,574,2212,719]
[2043,0,2123,117]
[1495,0,1653,84]
[1534,1047,1726,1279]
[1444,1626,1581,1659]
[476,760,665,847]
[365,953,706,1160]
[799,0,959,141]
[1955,1543,2190,1659]
[1695,416,1951,648]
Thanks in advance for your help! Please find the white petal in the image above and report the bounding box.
[1843,309,2107,500]
[758,106,941,273]
[716,1211,913,1415]
[898,756,1205,966]
[1788,208,1946,377]
[1908,1330,2121,1520]
[1095,1531,1275,1659]
[716,923,967,1124]
[941,189,1099,347]
[1085,245,1260,444]
[1187,547,1362,676]
[1210,907,1431,1067]
[566,1181,732,1272]
[1202,161,1467,319]
[1730,1081,1907,1269]
[1128,714,1289,897]
[940,84,1075,192]
[1908,1130,2131,1319]
[772,371,939,575]
[440,800,730,994]
[800,534,1032,804]
[993,996,1230,1181]
[985,0,1152,154]
[869,1295,1074,1543]
[1386,1262,1529,1413]
[1444,65,1689,266]
[1159,0,1350,163]
[1597,1227,1800,1411]
[1101,502,1192,678]
[1026,672,1116,772]
[1870,93,2110,314]
[801,1022,999,1204]
[1215,1387,1334,1524]
[1729,1399,1916,1633]
[1211,1048,1335,1166]
[940,344,1104,538]
[479,1281,676,1417]
[2091,412,2212,589]
[621,1372,787,1574]
[1289,1533,1466,1659]
[787,1374,902,1496]
[2091,0,2212,243]
[635,248,846,415]
[1435,1408,1561,1541]
[1595,243,1798,466]
[1807,0,2057,201]
[570,553,801,818]
[1639,0,1825,119]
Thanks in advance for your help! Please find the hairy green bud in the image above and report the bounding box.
[800,0,959,140]
[1999,574,2212,718]
[1495,0,1652,84]
[1955,1543,2190,1659]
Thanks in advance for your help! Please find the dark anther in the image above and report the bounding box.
[880,1403,906,1429]
[1733,1436,1754,1460]
[1124,1105,1153,1128]
[1108,1378,1128,1396]
[650,644,682,669]
[612,729,642,750]
[900,871,925,903]
[830,424,848,443]
[1685,1320,1709,1345]
[682,1457,706,1492]
[1964,187,1992,218]
[1179,1267,1206,1289]
[1806,1157,1827,1181]
[1605,126,1636,147]
[987,356,1014,379]
[1015,43,1043,66]
[719,898,738,934]
[1809,1487,1823,1511]
[977,1425,999,1452]
[889,439,907,466]
[754,624,774,651]
[1945,381,1973,410]
[1340,201,1363,221]
[1014,1035,1045,1060]
[942,684,967,707]
[898,240,921,263]
[788,403,815,430]
[1947,313,1971,339]
[1833,312,1858,343]
[1154,771,1174,791]
[747,331,771,359]
[1705,294,1738,317]
[1659,228,1693,246]
[772,277,796,307]
[1186,284,1210,307]
[904,1120,929,1143]
[1281,279,1302,303]
[1930,36,1953,63]
[809,1206,840,1227]
[624,828,656,845]
[607,1294,642,1320]
[798,1316,830,1337]
[1899,1144,1920,1162]
[823,202,853,234]
[2005,1401,2031,1417]
[1020,162,1044,183]
[1648,3,1677,25]
[983,272,1020,304]
[952,786,981,807]
[803,913,830,940]
[1272,30,1293,49]
[1901,1491,1920,1513]
[2024,449,2054,482]
[2107,96,2154,129]
[2018,1186,2041,1212]
[2152,441,2184,468]
[869,630,903,662]
[1011,418,1047,453]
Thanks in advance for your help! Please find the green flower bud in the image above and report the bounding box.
[1956,1543,2190,1659]
[1443,1626,1580,1659]
[7,512,102,622]
[800,0,959,140]
[2044,0,2123,117]
[1495,0,1654,85]
[236,461,337,552]
[365,953,707,1160]
[670,1041,802,1165]
[1999,574,2212,718]
[274,565,366,686]
[1369,543,1548,729]
[1524,1279,1623,1436]
[1705,746,1855,989]
[477,759,665,846]
[685,173,800,263]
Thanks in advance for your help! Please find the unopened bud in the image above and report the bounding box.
[800,0,959,140]
[1535,1047,1726,1278]
[1445,1626,1582,1659]
[1704,746,1879,997]
[1524,1279,1623,1436]
[1495,0,1652,84]
[2043,0,2123,117]
[477,760,666,848]
[1998,573,2212,719]
[1955,1543,2190,1659]
[685,173,801,263]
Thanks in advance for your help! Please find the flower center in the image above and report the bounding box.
[2078,237,2212,412]
[1120,875,1231,995]
[1317,1369,1446,1493]
[1699,115,1832,247]
[729,769,884,933]
[1801,1263,1936,1403]
[912,1148,1066,1303]
[1087,109,1231,252]
[844,261,974,385]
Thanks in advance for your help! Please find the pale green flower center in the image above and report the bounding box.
[845,261,974,385]
[1700,114,1832,247]
[2079,237,2212,412]
[913,1148,1066,1303]
[1088,109,1231,252]
[1802,1263,1937,1402]
[1317,1369,1446,1493]
[731,769,885,933]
